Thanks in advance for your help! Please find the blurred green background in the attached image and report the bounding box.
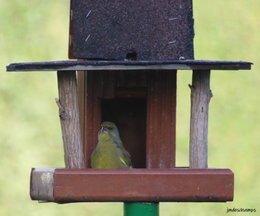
[0,0,259,215]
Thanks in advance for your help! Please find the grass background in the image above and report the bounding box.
[0,0,259,215]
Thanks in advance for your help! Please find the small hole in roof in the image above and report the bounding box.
[126,52,137,60]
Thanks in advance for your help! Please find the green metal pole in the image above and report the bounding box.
[124,202,159,216]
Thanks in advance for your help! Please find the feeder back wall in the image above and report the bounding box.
[81,70,176,168]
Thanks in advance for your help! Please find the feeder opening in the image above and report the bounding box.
[126,52,137,60]
[102,98,146,168]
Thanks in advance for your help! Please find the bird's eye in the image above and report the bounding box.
[107,127,113,130]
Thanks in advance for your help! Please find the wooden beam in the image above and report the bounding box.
[30,168,234,202]
[84,71,102,167]
[6,60,252,72]
[189,70,212,168]
[147,71,176,168]
[57,71,85,168]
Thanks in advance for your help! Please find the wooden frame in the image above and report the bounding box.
[27,67,235,203]
[30,68,235,202]
[30,168,234,202]
[6,61,250,202]
[84,70,176,168]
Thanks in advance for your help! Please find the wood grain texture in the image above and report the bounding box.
[147,71,177,168]
[30,168,55,201]
[84,71,102,167]
[76,71,86,149]
[30,168,234,202]
[52,168,233,202]
[57,71,85,168]
[189,70,212,168]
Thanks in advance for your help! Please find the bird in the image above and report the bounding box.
[91,121,132,168]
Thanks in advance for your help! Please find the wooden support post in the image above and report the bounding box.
[57,71,85,168]
[189,70,212,168]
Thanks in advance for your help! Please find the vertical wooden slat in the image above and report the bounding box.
[76,71,85,150]
[146,70,177,168]
[85,71,102,167]
[189,70,212,168]
[57,71,85,168]
[101,71,116,99]
[84,71,116,167]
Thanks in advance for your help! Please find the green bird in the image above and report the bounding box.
[91,121,132,168]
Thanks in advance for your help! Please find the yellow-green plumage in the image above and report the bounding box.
[91,122,132,168]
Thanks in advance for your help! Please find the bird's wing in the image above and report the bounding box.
[114,144,132,168]
[119,156,130,168]
[112,136,132,168]
[113,137,130,156]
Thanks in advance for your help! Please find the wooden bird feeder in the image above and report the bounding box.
[7,0,252,213]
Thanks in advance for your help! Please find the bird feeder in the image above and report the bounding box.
[7,0,252,215]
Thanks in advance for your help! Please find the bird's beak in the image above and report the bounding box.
[101,127,109,133]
